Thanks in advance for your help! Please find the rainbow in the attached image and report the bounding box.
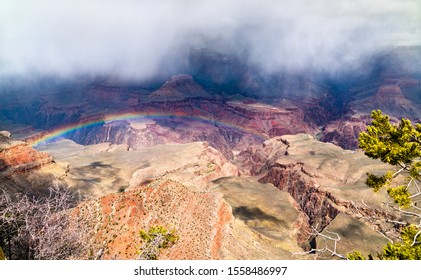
[28,111,269,147]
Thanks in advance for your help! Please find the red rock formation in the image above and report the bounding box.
[79,179,233,260]
[149,74,214,101]
[372,85,413,113]
[321,78,421,150]
[320,115,369,149]
[52,94,317,161]
[9,72,325,160]
[0,132,53,174]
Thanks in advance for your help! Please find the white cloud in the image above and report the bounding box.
[1,0,420,79]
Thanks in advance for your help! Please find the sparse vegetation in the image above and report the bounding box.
[138,225,179,260]
[206,162,216,173]
[117,186,126,193]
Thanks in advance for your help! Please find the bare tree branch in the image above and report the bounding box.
[389,204,421,219]
[376,230,394,243]
[411,230,421,247]
[0,186,92,259]
[292,225,346,259]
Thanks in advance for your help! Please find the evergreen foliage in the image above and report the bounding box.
[358,110,421,208]
[365,172,393,192]
[379,225,421,260]
[359,110,421,166]
[346,251,367,260]
[387,186,411,208]
[355,110,421,260]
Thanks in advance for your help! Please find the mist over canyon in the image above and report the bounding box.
[1,45,420,152]
[1,0,421,79]
[1,0,421,260]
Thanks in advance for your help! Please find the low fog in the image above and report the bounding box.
[1,0,420,80]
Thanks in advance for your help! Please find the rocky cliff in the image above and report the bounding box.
[320,74,421,149]
[75,176,312,260]
[2,73,330,159]
[255,134,401,254]
[51,140,312,259]
[1,47,420,259]
[0,131,67,195]
[78,179,232,259]
[0,132,53,175]
[0,129,399,259]
[61,87,318,161]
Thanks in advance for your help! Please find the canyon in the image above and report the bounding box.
[0,46,420,259]
[0,131,398,259]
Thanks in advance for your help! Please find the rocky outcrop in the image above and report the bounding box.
[0,131,68,197]
[320,73,421,150]
[254,134,399,251]
[52,96,317,161]
[368,84,420,118]
[0,132,54,174]
[78,179,233,260]
[320,115,370,149]
[149,74,214,102]
[316,213,389,259]
[210,177,312,254]
[38,140,239,196]
[128,142,239,192]
[40,139,312,259]
[77,177,312,260]
[259,163,339,231]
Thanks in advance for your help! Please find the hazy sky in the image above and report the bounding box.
[1,0,420,79]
